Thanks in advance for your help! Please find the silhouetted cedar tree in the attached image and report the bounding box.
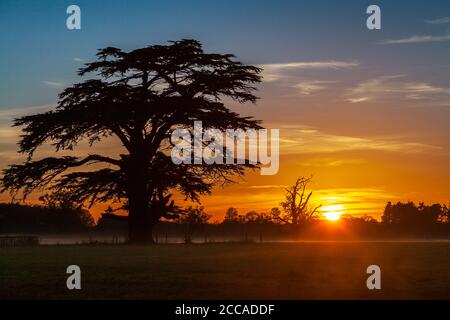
[1,39,262,243]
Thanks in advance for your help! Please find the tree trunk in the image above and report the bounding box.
[126,155,155,244]
[128,213,155,244]
[127,190,156,244]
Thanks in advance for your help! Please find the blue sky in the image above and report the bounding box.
[1,0,449,107]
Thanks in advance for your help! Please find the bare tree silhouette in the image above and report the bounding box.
[0,39,262,243]
[276,176,321,224]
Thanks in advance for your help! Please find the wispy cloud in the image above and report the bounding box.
[43,81,65,88]
[426,17,450,24]
[346,75,450,102]
[0,104,54,120]
[0,104,55,142]
[346,75,403,102]
[248,185,287,189]
[261,61,359,82]
[293,80,337,95]
[380,34,450,44]
[298,157,365,167]
[347,97,371,104]
[279,124,441,155]
[73,57,85,62]
[382,17,450,44]
[0,127,21,139]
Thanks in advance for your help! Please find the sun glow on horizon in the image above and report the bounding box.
[321,204,345,221]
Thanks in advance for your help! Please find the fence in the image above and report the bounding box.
[0,235,39,247]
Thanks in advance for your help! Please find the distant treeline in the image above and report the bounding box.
[1,201,449,240]
[100,201,450,240]
[0,203,94,233]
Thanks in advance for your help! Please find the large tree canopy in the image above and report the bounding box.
[1,39,263,243]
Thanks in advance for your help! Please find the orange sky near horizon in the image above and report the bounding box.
[1,108,448,222]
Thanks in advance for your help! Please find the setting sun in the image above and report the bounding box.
[321,204,345,221]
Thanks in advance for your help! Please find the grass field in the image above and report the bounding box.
[1,242,450,299]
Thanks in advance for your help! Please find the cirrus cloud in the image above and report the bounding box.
[346,75,450,103]
[293,80,337,95]
[380,34,450,44]
[426,16,450,24]
[278,124,442,155]
[43,81,65,88]
[260,61,359,82]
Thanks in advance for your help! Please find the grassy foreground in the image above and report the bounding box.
[1,242,450,299]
